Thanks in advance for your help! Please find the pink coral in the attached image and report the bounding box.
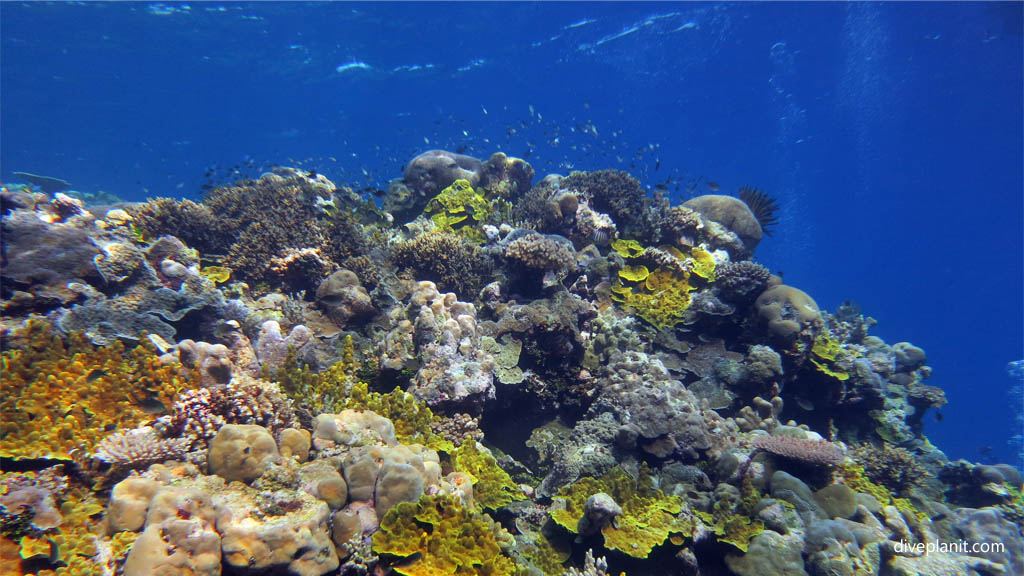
[751,435,845,466]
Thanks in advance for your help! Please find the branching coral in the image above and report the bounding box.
[130,168,371,290]
[92,427,191,471]
[550,466,691,558]
[372,493,517,576]
[562,170,656,240]
[0,321,187,461]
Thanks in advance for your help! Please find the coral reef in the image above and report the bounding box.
[0,152,1013,576]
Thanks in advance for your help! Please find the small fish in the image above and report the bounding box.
[131,393,168,415]
[706,181,720,192]
[86,369,108,382]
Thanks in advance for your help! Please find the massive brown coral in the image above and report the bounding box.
[390,231,490,298]
[130,168,370,291]
[561,169,658,241]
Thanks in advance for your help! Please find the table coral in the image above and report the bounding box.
[0,321,186,461]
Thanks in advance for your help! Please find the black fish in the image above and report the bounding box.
[86,369,108,382]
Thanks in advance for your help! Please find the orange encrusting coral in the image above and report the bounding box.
[0,321,187,461]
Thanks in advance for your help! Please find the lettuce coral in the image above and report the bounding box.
[340,383,454,453]
[424,179,494,243]
[0,322,187,461]
[810,333,850,381]
[611,266,694,331]
[450,441,525,511]
[372,494,517,576]
[608,242,719,330]
[690,246,716,281]
[550,466,691,558]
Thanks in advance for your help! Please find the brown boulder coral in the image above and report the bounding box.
[683,194,763,257]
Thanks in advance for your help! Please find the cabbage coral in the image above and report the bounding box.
[451,441,525,511]
[611,267,694,331]
[550,466,691,558]
[372,494,517,576]
[424,179,494,243]
[0,322,187,461]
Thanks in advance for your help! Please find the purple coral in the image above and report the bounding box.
[751,434,845,466]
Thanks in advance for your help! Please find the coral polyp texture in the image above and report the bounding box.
[1,150,1019,576]
[0,321,187,461]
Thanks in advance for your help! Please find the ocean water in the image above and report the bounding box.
[2,0,1022,483]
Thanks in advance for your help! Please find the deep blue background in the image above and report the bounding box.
[3,2,1022,467]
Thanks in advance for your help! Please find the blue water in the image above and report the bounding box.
[3,2,1022,467]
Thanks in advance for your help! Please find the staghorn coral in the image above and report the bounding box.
[372,493,517,576]
[0,321,187,461]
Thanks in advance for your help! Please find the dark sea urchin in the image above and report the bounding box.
[738,186,780,236]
